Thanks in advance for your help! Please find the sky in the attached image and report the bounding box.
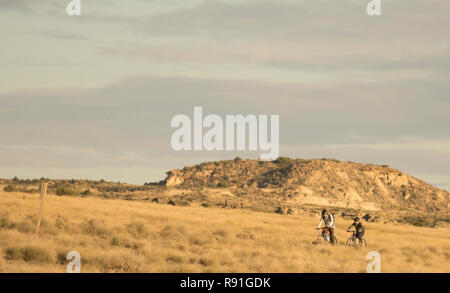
[0,0,449,191]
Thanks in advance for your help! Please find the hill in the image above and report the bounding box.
[162,158,449,214]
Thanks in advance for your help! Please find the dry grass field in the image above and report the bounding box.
[0,191,449,273]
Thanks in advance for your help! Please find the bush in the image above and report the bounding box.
[3,185,16,192]
[273,157,294,168]
[401,216,434,227]
[0,213,12,229]
[110,236,122,247]
[212,229,229,240]
[16,220,35,233]
[198,258,214,267]
[81,189,92,196]
[5,246,54,263]
[83,219,111,238]
[88,252,141,272]
[56,185,76,196]
[236,230,256,240]
[217,182,229,188]
[166,255,184,264]
[126,221,149,238]
[159,225,186,240]
[24,188,38,194]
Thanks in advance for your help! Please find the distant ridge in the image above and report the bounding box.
[163,157,449,213]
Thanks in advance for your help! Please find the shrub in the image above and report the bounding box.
[198,258,214,267]
[189,235,210,246]
[217,182,229,188]
[401,216,434,227]
[273,157,294,168]
[0,214,12,229]
[101,192,113,199]
[124,194,134,200]
[83,219,111,238]
[56,251,68,265]
[16,220,35,233]
[5,246,54,263]
[81,189,92,196]
[93,253,139,272]
[159,225,186,240]
[3,185,16,192]
[56,185,76,196]
[126,221,149,238]
[236,230,256,240]
[212,229,230,242]
[110,236,122,247]
[24,188,38,194]
[166,255,184,264]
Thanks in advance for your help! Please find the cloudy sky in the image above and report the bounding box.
[1,0,449,190]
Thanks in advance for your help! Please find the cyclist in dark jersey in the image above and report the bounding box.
[346,217,365,242]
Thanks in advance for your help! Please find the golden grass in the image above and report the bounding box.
[0,191,449,273]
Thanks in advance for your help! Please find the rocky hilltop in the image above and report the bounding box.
[163,157,449,214]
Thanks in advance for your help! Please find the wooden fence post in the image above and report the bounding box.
[36,182,48,240]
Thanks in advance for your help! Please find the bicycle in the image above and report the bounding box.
[316,227,338,245]
[346,230,367,248]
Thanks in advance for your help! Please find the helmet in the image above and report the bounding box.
[321,209,328,216]
[354,217,360,222]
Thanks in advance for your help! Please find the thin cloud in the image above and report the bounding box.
[0,0,31,12]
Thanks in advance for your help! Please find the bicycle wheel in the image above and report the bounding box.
[346,238,354,247]
[361,239,367,248]
[317,235,325,244]
[332,237,338,246]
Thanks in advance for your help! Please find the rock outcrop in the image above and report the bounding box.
[162,157,449,213]
[164,170,185,186]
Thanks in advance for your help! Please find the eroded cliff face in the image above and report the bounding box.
[163,158,449,213]
[164,169,185,186]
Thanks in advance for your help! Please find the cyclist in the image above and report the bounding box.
[316,209,336,244]
[346,217,365,244]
